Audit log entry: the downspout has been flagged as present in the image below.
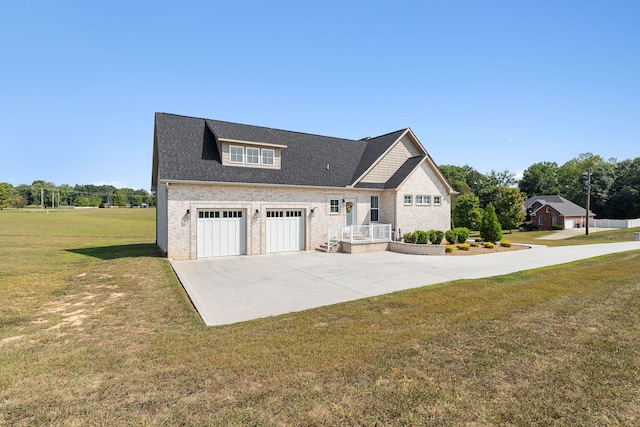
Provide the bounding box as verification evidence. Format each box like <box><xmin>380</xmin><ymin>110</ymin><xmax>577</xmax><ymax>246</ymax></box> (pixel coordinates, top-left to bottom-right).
<box><xmin>394</xmin><ymin>190</ymin><xmax>398</xmax><ymax>241</ymax></box>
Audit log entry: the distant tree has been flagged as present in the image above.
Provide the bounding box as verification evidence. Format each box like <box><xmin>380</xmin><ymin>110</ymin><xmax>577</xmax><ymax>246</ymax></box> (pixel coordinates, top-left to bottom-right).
<box><xmin>480</xmin><ymin>203</ymin><xmax>503</xmax><ymax>243</ymax></box>
<box><xmin>495</xmin><ymin>187</ymin><xmax>526</xmax><ymax>232</ymax></box>
<box><xmin>519</xmin><ymin>162</ymin><xmax>560</xmax><ymax>197</ymax></box>
<box><xmin>588</xmin><ymin>164</ymin><xmax>616</xmax><ymax>218</ymax></box>
<box><xmin>57</xmin><ymin>184</ymin><xmax>75</xmax><ymax>206</ymax></box>
<box><xmin>75</xmin><ymin>195</ymin><xmax>90</xmax><ymax>206</ymax></box>
<box><xmin>607</xmin><ymin>157</ymin><xmax>640</xmax><ymax>218</ymax></box>
<box><xmin>145</xmin><ymin>192</ymin><xmax>156</xmax><ymax>207</ymax></box>
<box><xmin>0</xmin><ymin>183</ymin><xmax>17</xmax><ymax>208</ymax></box>
<box><xmin>131</xmin><ymin>194</ymin><xmax>143</xmax><ymax>207</ymax></box>
<box><xmin>558</xmin><ymin>153</ymin><xmax>610</xmax><ymax>206</ymax></box>
<box><xmin>30</xmin><ymin>180</ymin><xmax>56</xmax><ymax>207</ymax></box>
<box><xmin>439</xmin><ymin>165</ymin><xmax>472</xmax><ymax>194</ymax></box>
<box><xmin>111</xmin><ymin>190</ymin><xmax>127</xmax><ymax>207</ymax></box>
<box><xmin>89</xmin><ymin>194</ymin><xmax>102</xmax><ymax>207</ymax></box>
<box><xmin>452</xmin><ymin>194</ymin><xmax>483</xmax><ymax>230</ymax></box>
<box><xmin>474</xmin><ymin>170</ymin><xmax>516</xmax><ymax>208</ymax></box>
<box><xmin>6</xmin><ymin>195</ymin><xmax>27</xmax><ymax>209</ymax></box>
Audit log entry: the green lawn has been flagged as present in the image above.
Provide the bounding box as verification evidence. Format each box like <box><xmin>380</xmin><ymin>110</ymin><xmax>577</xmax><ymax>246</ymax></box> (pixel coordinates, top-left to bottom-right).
<box><xmin>1</xmin><ymin>209</ymin><xmax>639</xmax><ymax>425</ymax></box>
<box><xmin>478</xmin><ymin>227</ymin><xmax>640</xmax><ymax>247</ymax></box>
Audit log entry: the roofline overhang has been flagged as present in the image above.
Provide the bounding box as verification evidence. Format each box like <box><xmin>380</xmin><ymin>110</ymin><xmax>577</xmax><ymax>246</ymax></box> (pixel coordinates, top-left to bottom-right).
<box><xmin>351</xmin><ymin>128</ymin><xmax>416</xmax><ymax>185</ymax></box>
<box><xmin>159</xmin><ymin>179</ymin><xmax>389</xmax><ymax>192</ymax></box>
<box><xmin>350</xmin><ymin>128</ymin><xmax>456</xmax><ymax>194</ymax></box>
<box><xmin>218</xmin><ymin>137</ymin><xmax>288</xmax><ymax>149</ymax></box>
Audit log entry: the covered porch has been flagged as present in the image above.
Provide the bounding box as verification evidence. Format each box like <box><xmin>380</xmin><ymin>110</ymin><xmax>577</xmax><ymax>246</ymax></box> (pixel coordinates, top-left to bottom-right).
<box><xmin>325</xmin><ymin>224</ymin><xmax>394</xmax><ymax>254</ymax></box>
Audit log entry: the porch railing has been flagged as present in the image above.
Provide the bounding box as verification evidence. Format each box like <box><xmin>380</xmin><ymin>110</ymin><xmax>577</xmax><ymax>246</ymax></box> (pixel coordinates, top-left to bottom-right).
<box><xmin>327</xmin><ymin>224</ymin><xmax>392</xmax><ymax>250</ymax></box>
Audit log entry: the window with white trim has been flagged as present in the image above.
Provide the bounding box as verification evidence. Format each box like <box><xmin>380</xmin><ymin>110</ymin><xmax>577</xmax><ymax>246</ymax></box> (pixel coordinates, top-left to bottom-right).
<box><xmin>370</xmin><ymin>196</ymin><xmax>379</xmax><ymax>222</ymax></box>
<box><xmin>416</xmin><ymin>195</ymin><xmax>431</xmax><ymax>205</ymax></box>
<box><xmin>330</xmin><ymin>199</ymin><xmax>340</xmax><ymax>214</ymax></box>
<box><xmin>246</xmin><ymin>147</ymin><xmax>260</xmax><ymax>165</ymax></box>
<box><xmin>404</xmin><ymin>195</ymin><xmax>412</xmax><ymax>205</ymax></box>
<box><xmin>229</xmin><ymin>145</ymin><xmax>244</xmax><ymax>163</ymax></box>
<box><xmin>433</xmin><ymin>195</ymin><xmax>441</xmax><ymax>206</ymax></box>
<box><xmin>262</xmin><ymin>148</ymin><xmax>275</xmax><ymax>166</ymax></box>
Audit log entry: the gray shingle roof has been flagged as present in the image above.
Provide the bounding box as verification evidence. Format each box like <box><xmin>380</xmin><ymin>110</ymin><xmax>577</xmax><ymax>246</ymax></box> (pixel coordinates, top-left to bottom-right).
<box><xmin>525</xmin><ymin>195</ymin><xmax>594</xmax><ymax>216</ymax></box>
<box><xmin>152</xmin><ymin>113</ymin><xmax>413</xmax><ymax>190</ymax></box>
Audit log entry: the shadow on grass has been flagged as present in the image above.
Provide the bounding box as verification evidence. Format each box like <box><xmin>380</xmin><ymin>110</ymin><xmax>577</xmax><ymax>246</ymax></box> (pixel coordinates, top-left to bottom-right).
<box><xmin>67</xmin><ymin>243</ymin><xmax>163</xmax><ymax>260</ymax></box>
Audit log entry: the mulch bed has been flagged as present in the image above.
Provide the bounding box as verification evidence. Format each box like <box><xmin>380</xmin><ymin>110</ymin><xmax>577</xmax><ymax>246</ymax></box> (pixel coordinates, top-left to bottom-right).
<box><xmin>445</xmin><ymin>243</ymin><xmax>530</xmax><ymax>256</ymax></box>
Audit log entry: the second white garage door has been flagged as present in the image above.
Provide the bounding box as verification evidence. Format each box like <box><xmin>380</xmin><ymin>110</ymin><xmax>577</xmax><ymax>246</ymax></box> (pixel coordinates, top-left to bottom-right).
<box><xmin>266</xmin><ymin>210</ymin><xmax>304</xmax><ymax>253</ymax></box>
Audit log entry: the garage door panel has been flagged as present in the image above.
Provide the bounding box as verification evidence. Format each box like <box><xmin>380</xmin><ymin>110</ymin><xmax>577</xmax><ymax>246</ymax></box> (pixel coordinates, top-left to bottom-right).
<box><xmin>266</xmin><ymin>210</ymin><xmax>304</xmax><ymax>253</ymax></box>
<box><xmin>197</xmin><ymin>210</ymin><xmax>245</xmax><ymax>258</ymax></box>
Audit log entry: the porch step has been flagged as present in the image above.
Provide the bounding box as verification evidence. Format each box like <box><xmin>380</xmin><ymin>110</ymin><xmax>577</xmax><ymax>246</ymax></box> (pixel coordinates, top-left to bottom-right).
<box><xmin>316</xmin><ymin>244</ymin><xmax>337</xmax><ymax>253</ymax></box>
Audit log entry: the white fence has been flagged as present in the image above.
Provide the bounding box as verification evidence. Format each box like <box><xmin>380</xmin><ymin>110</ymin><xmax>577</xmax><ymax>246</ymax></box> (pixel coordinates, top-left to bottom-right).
<box><xmin>327</xmin><ymin>224</ymin><xmax>392</xmax><ymax>250</ymax></box>
<box><xmin>594</xmin><ymin>218</ymin><xmax>640</xmax><ymax>228</ymax></box>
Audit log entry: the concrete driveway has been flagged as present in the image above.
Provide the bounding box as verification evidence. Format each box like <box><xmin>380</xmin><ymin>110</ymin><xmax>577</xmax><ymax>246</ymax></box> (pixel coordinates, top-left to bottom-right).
<box><xmin>170</xmin><ymin>242</ymin><xmax>640</xmax><ymax>326</ymax></box>
<box><xmin>535</xmin><ymin>227</ymin><xmax>617</xmax><ymax>240</ymax></box>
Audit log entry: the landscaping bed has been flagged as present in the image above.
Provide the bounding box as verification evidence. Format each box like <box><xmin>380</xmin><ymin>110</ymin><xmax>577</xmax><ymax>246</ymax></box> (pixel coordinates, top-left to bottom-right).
<box><xmin>446</xmin><ymin>242</ymin><xmax>530</xmax><ymax>256</ymax></box>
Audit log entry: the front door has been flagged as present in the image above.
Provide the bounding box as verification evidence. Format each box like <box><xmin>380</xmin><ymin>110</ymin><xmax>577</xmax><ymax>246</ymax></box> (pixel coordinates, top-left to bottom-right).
<box><xmin>345</xmin><ymin>199</ymin><xmax>356</xmax><ymax>226</ymax></box>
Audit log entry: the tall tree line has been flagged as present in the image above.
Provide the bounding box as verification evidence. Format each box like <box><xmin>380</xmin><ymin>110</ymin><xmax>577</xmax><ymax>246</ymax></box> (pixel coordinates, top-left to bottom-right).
<box><xmin>0</xmin><ymin>180</ymin><xmax>155</xmax><ymax>209</ymax></box>
<box><xmin>441</xmin><ymin>153</ymin><xmax>640</xmax><ymax>222</ymax></box>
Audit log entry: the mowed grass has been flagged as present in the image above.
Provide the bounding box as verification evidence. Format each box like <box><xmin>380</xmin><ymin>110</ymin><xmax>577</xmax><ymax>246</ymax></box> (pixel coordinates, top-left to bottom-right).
<box><xmin>503</xmin><ymin>227</ymin><xmax>640</xmax><ymax>247</ymax></box>
<box><xmin>1</xmin><ymin>210</ymin><xmax>639</xmax><ymax>425</ymax></box>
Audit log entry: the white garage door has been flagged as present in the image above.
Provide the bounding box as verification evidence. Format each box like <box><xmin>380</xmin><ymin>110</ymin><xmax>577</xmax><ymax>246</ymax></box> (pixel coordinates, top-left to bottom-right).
<box><xmin>197</xmin><ymin>210</ymin><xmax>245</xmax><ymax>258</ymax></box>
<box><xmin>565</xmin><ymin>219</ymin><xmax>574</xmax><ymax>229</ymax></box>
<box><xmin>266</xmin><ymin>210</ymin><xmax>304</xmax><ymax>253</ymax></box>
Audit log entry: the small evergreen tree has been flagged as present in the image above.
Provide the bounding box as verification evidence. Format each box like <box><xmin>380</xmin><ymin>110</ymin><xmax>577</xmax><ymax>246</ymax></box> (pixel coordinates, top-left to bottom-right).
<box><xmin>480</xmin><ymin>203</ymin><xmax>503</xmax><ymax>243</ymax></box>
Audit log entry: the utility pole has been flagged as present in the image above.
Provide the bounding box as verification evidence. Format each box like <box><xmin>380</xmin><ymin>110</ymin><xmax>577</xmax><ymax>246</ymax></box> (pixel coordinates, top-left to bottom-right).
<box><xmin>585</xmin><ymin>171</ymin><xmax>591</xmax><ymax>236</ymax></box>
<box><xmin>41</xmin><ymin>187</ymin><xmax>44</xmax><ymax>211</ymax></box>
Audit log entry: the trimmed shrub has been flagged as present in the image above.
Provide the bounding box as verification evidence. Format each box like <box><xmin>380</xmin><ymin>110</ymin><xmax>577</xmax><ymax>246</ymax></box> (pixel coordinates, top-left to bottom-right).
<box><xmin>445</xmin><ymin>245</ymin><xmax>455</xmax><ymax>253</ymax></box>
<box><xmin>552</xmin><ymin>224</ymin><xmax>564</xmax><ymax>230</ymax></box>
<box><xmin>455</xmin><ymin>227</ymin><xmax>470</xmax><ymax>243</ymax></box>
<box><xmin>470</xmin><ymin>242</ymin><xmax>479</xmax><ymax>247</ymax></box>
<box><xmin>457</xmin><ymin>243</ymin><xmax>470</xmax><ymax>251</ymax></box>
<box><xmin>500</xmin><ymin>240</ymin><xmax>512</xmax><ymax>247</ymax></box>
<box><xmin>483</xmin><ymin>242</ymin><xmax>495</xmax><ymax>249</ymax></box>
<box><xmin>413</xmin><ymin>230</ymin><xmax>429</xmax><ymax>244</ymax></box>
<box><xmin>431</xmin><ymin>230</ymin><xmax>444</xmax><ymax>245</ymax></box>
<box><xmin>403</xmin><ymin>232</ymin><xmax>413</xmax><ymax>243</ymax></box>
<box><xmin>445</xmin><ymin>229</ymin><xmax>459</xmax><ymax>245</ymax></box>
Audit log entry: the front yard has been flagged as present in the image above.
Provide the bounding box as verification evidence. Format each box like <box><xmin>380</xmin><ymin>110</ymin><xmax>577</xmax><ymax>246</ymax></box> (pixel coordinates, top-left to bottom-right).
<box><xmin>1</xmin><ymin>209</ymin><xmax>639</xmax><ymax>425</ymax></box>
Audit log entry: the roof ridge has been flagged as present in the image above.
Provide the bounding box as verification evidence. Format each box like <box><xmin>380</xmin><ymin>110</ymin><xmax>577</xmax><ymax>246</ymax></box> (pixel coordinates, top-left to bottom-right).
<box><xmin>365</xmin><ymin>128</ymin><xmax>408</xmax><ymax>140</ymax></box>
<box><xmin>206</xmin><ymin>118</ymin><xmax>365</xmax><ymax>144</ymax></box>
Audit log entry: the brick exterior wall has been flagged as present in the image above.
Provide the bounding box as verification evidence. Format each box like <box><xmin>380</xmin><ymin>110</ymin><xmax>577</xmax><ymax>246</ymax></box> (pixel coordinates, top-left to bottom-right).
<box><xmin>395</xmin><ymin>162</ymin><xmax>451</xmax><ymax>235</ymax></box>
<box><xmin>532</xmin><ymin>204</ymin><xmax>590</xmax><ymax>230</ymax></box>
<box><xmin>161</xmin><ymin>162</ymin><xmax>451</xmax><ymax>260</ymax></box>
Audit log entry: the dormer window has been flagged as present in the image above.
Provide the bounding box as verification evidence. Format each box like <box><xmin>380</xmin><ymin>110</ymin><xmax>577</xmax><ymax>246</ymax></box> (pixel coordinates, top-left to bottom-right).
<box><xmin>230</xmin><ymin>145</ymin><xmax>244</xmax><ymax>163</ymax></box>
<box><xmin>262</xmin><ymin>149</ymin><xmax>274</xmax><ymax>166</ymax></box>
<box><xmin>221</xmin><ymin>138</ymin><xmax>285</xmax><ymax>169</ymax></box>
<box><xmin>246</xmin><ymin>147</ymin><xmax>260</xmax><ymax>165</ymax></box>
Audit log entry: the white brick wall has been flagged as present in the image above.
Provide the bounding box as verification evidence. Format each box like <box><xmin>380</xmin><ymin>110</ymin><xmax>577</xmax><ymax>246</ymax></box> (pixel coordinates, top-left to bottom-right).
<box><xmin>165</xmin><ymin>183</ymin><xmax>386</xmax><ymax>260</ymax></box>
<box><xmin>395</xmin><ymin>163</ymin><xmax>451</xmax><ymax>235</ymax></box>
<box><xmin>160</xmin><ymin>161</ymin><xmax>450</xmax><ymax>259</ymax></box>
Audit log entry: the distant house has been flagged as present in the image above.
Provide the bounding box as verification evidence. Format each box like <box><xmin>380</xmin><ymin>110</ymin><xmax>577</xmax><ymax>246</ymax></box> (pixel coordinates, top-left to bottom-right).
<box><xmin>151</xmin><ymin>113</ymin><xmax>455</xmax><ymax>260</ymax></box>
<box><xmin>524</xmin><ymin>195</ymin><xmax>595</xmax><ymax>230</ymax></box>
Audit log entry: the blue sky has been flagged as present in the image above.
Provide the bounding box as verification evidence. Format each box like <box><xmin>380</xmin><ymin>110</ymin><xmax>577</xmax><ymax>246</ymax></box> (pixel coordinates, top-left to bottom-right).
<box><xmin>1</xmin><ymin>1</ymin><xmax>638</xmax><ymax>191</ymax></box>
